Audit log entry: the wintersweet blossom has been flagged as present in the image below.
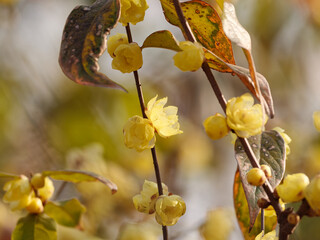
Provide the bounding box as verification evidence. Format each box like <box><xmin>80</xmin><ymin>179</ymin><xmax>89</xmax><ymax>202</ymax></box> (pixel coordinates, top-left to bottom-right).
<box><xmin>203</xmin><ymin>113</ymin><xmax>230</xmax><ymax>140</ymax></box>
<box><xmin>133</xmin><ymin>180</ymin><xmax>168</xmax><ymax>214</ymax></box>
<box><xmin>112</xmin><ymin>43</ymin><xmax>143</xmax><ymax>73</ymax></box>
<box><xmin>276</xmin><ymin>173</ymin><xmax>310</xmax><ymax>203</ymax></box>
<box><xmin>37</xmin><ymin>177</ymin><xmax>54</xmax><ymax>202</ymax></box>
<box><xmin>119</xmin><ymin>0</ymin><xmax>149</xmax><ymax>26</ymax></box>
<box><xmin>107</xmin><ymin>33</ymin><xmax>129</xmax><ymax>57</ymax></box>
<box><xmin>226</xmin><ymin>93</ymin><xmax>267</xmax><ymax>138</ymax></box>
<box><xmin>123</xmin><ymin>116</ymin><xmax>155</xmax><ymax>152</ymax></box>
<box><xmin>155</xmin><ymin>195</ymin><xmax>186</xmax><ymax>226</ymax></box>
<box><xmin>255</xmin><ymin>230</ymin><xmax>278</xmax><ymax>240</ymax></box>
<box><xmin>173</xmin><ymin>41</ymin><xmax>204</xmax><ymax>71</ymax></box>
<box><xmin>305</xmin><ymin>174</ymin><xmax>320</xmax><ymax>215</ymax></box>
<box><xmin>2</xmin><ymin>175</ymin><xmax>33</xmax><ymax>211</ymax></box>
<box><xmin>313</xmin><ymin>111</ymin><xmax>320</xmax><ymax>132</ymax></box>
<box><xmin>200</xmin><ymin>208</ymin><xmax>234</xmax><ymax>240</ymax></box>
<box><xmin>145</xmin><ymin>95</ymin><xmax>183</xmax><ymax>138</ymax></box>
<box><xmin>26</xmin><ymin>197</ymin><xmax>44</xmax><ymax>214</ymax></box>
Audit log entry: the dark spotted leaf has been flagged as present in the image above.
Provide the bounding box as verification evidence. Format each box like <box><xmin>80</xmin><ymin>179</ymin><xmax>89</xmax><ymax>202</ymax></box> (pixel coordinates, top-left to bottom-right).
<box><xmin>160</xmin><ymin>0</ymin><xmax>235</xmax><ymax>72</ymax></box>
<box><xmin>43</xmin><ymin>170</ymin><xmax>117</xmax><ymax>194</ymax></box>
<box><xmin>234</xmin><ymin>130</ymin><xmax>285</xmax><ymax>227</ymax></box>
<box><xmin>59</xmin><ymin>0</ymin><xmax>125</xmax><ymax>90</ymax></box>
<box><xmin>12</xmin><ymin>214</ymin><xmax>57</xmax><ymax>240</ymax></box>
<box><xmin>234</xmin><ymin>170</ymin><xmax>277</xmax><ymax>240</ymax></box>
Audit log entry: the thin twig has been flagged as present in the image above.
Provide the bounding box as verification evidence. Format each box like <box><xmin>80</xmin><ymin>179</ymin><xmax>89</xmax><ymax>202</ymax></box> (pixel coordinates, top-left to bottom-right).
<box><xmin>125</xmin><ymin>24</ymin><xmax>168</xmax><ymax>240</ymax></box>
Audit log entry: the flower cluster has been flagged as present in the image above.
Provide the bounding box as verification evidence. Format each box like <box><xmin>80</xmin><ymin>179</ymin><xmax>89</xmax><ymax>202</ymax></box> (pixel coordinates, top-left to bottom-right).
<box><xmin>133</xmin><ymin>180</ymin><xmax>186</xmax><ymax>226</ymax></box>
<box><xmin>123</xmin><ymin>95</ymin><xmax>182</xmax><ymax>151</ymax></box>
<box><xmin>107</xmin><ymin>33</ymin><xmax>143</xmax><ymax>73</ymax></box>
<box><xmin>203</xmin><ymin>93</ymin><xmax>267</xmax><ymax>140</ymax></box>
<box><xmin>119</xmin><ymin>0</ymin><xmax>149</xmax><ymax>26</ymax></box>
<box><xmin>2</xmin><ymin>174</ymin><xmax>54</xmax><ymax>213</ymax></box>
<box><xmin>173</xmin><ymin>41</ymin><xmax>205</xmax><ymax>72</ymax></box>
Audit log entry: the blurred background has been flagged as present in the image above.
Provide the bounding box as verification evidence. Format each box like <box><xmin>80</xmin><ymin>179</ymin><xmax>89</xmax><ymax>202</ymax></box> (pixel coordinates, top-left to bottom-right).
<box><xmin>0</xmin><ymin>0</ymin><xmax>320</xmax><ymax>239</ymax></box>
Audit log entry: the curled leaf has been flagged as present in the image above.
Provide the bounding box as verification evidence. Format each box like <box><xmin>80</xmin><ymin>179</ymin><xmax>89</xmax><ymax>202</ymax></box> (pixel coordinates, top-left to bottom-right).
<box><xmin>59</xmin><ymin>0</ymin><xmax>126</xmax><ymax>91</ymax></box>
<box><xmin>234</xmin><ymin>131</ymin><xmax>285</xmax><ymax>227</ymax></box>
<box><xmin>142</xmin><ymin>30</ymin><xmax>181</xmax><ymax>51</ymax></box>
<box><xmin>43</xmin><ymin>170</ymin><xmax>117</xmax><ymax>194</ymax></box>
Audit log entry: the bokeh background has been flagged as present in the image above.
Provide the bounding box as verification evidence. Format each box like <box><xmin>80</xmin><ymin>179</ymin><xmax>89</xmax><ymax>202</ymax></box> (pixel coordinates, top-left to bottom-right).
<box><xmin>0</xmin><ymin>0</ymin><xmax>320</xmax><ymax>239</ymax></box>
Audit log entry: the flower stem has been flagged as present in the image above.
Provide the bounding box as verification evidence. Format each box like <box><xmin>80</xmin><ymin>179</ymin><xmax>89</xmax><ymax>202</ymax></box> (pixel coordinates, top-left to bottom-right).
<box><xmin>125</xmin><ymin>24</ymin><xmax>168</xmax><ymax>240</ymax></box>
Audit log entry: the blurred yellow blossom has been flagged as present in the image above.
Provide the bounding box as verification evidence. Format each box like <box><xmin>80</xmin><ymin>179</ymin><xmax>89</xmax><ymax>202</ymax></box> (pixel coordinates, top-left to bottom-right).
<box><xmin>123</xmin><ymin>115</ymin><xmax>155</xmax><ymax>152</ymax></box>
<box><xmin>37</xmin><ymin>177</ymin><xmax>54</xmax><ymax>202</ymax></box>
<box><xmin>2</xmin><ymin>175</ymin><xmax>33</xmax><ymax>211</ymax></box>
<box><xmin>155</xmin><ymin>195</ymin><xmax>186</xmax><ymax>226</ymax></box>
<box><xmin>145</xmin><ymin>95</ymin><xmax>183</xmax><ymax>138</ymax></box>
<box><xmin>226</xmin><ymin>93</ymin><xmax>267</xmax><ymax>138</ymax></box>
<box><xmin>203</xmin><ymin>113</ymin><xmax>230</xmax><ymax>140</ymax></box>
<box><xmin>305</xmin><ymin>174</ymin><xmax>320</xmax><ymax>215</ymax></box>
<box><xmin>273</xmin><ymin>127</ymin><xmax>291</xmax><ymax>156</ymax></box>
<box><xmin>119</xmin><ymin>0</ymin><xmax>149</xmax><ymax>26</ymax></box>
<box><xmin>313</xmin><ymin>111</ymin><xmax>320</xmax><ymax>132</ymax></box>
<box><xmin>276</xmin><ymin>173</ymin><xmax>310</xmax><ymax>203</ymax></box>
<box><xmin>200</xmin><ymin>208</ymin><xmax>234</xmax><ymax>240</ymax></box>
<box><xmin>133</xmin><ymin>180</ymin><xmax>168</xmax><ymax>214</ymax></box>
<box><xmin>255</xmin><ymin>230</ymin><xmax>278</xmax><ymax>240</ymax></box>
<box><xmin>117</xmin><ymin>222</ymin><xmax>160</xmax><ymax>240</ymax></box>
<box><xmin>107</xmin><ymin>34</ymin><xmax>129</xmax><ymax>58</ymax></box>
<box><xmin>112</xmin><ymin>43</ymin><xmax>143</xmax><ymax>73</ymax></box>
<box><xmin>173</xmin><ymin>41</ymin><xmax>204</xmax><ymax>72</ymax></box>
<box><xmin>26</xmin><ymin>197</ymin><xmax>44</xmax><ymax>214</ymax></box>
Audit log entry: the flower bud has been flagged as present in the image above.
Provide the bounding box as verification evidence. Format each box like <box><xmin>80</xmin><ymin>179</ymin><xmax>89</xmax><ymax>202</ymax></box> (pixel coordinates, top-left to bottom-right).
<box><xmin>287</xmin><ymin>213</ymin><xmax>300</xmax><ymax>225</ymax></box>
<box><xmin>26</xmin><ymin>197</ymin><xmax>44</xmax><ymax>214</ymax></box>
<box><xmin>112</xmin><ymin>43</ymin><xmax>143</xmax><ymax>73</ymax></box>
<box><xmin>133</xmin><ymin>180</ymin><xmax>168</xmax><ymax>214</ymax></box>
<box><xmin>37</xmin><ymin>177</ymin><xmax>54</xmax><ymax>202</ymax></box>
<box><xmin>173</xmin><ymin>41</ymin><xmax>204</xmax><ymax>72</ymax></box>
<box><xmin>304</xmin><ymin>174</ymin><xmax>320</xmax><ymax>215</ymax></box>
<box><xmin>155</xmin><ymin>195</ymin><xmax>186</xmax><ymax>226</ymax></box>
<box><xmin>257</xmin><ymin>198</ymin><xmax>270</xmax><ymax>209</ymax></box>
<box><xmin>203</xmin><ymin>113</ymin><xmax>230</xmax><ymax>140</ymax></box>
<box><xmin>276</xmin><ymin>173</ymin><xmax>309</xmax><ymax>203</ymax></box>
<box><xmin>123</xmin><ymin>115</ymin><xmax>155</xmax><ymax>152</ymax></box>
<box><xmin>246</xmin><ymin>168</ymin><xmax>266</xmax><ymax>186</ymax></box>
<box><xmin>261</xmin><ymin>165</ymin><xmax>272</xmax><ymax>179</ymax></box>
<box><xmin>31</xmin><ymin>173</ymin><xmax>45</xmax><ymax>189</ymax></box>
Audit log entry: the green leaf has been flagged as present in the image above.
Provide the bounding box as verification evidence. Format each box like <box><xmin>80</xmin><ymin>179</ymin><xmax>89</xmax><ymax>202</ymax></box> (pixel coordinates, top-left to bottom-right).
<box><xmin>234</xmin><ymin>170</ymin><xmax>277</xmax><ymax>240</ymax></box>
<box><xmin>12</xmin><ymin>214</ymin><xmax>57</xmax><ymax>240</ymax></box>
<box><xmin>142</xmin><ymin>30</ymin><xmax>181</xmax><ymax>51</ymax></box>
<box><xmin>0</xmin><ymin>171</ymin><xmax>19</xmax><ymax>179</ymax></box>
<box><xmin>44</xmin><ymin>199</ymin><xmax>86</xmax><ymax>227</ymax></box>
<box><xmin>160</xmin><ymin>0</ymin><xmax>235</xmax><ymax>72</ymax></box>
<box><xmin>59</xmin><ymin>0</ymin><xmax>125</xmax><ymax>91</ymax></box>
<box><xmin>234</xmin><ymin>130</ymin><xmax>285</xmax><ymax>227</ymax></box>
<box><xmin>42</xmin><ymin>170</ymin><xmax>117</xmax><ymax>194</ymax></box>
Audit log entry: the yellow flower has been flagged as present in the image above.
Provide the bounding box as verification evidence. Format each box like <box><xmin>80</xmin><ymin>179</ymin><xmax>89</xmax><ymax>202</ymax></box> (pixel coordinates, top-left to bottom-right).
<box><xmin>123</xmin><ymin>115</ymin><xmax>155</xmax><ymax>152</ymax></box>
<box><xmin>37</xmin><ymin>177</ymin><xmax>54</xmax><ymax>202</ymax></box>
<box><xmin>200</xmin><ymin>208</ymin><xmax>234</xmax><ymax>240</ymax></box>
<box><xmin>305</xmin><ymin>174</ymin><xmax>320</xmax><ymax>215</ymax></box>
<box><xmin>133</xmin><ymin>180</ymin><xmax>168</xmax><ymax>214</ymax></box>
<box><xmin>119</xmin><ymin>0</ymin><xmax>149</xmax><ymax>26</ymax></box>
<box><xmin>26</xmin><ymin>197</ymin><xmax>44</xmax><ymax>214</ymax></box>
<box><xmin>255</xmin><ymin>230</ymin><xmax>278</xmax><ymax>240</ymax></box>
<box><xmin>155</xmin><ymin>195</ymin><xmax>186</xmax><ymax>226</ymax></box>
<box><xmin>226</xmin><ymin>93</ymin><xmax>267</xmax><ymax>138</ymax></box>
<box><xmin>246</xmin><ymin>168</ymin><xmax>267</xmax><ymax>186</ymax></box>
<box><xmin>173</xmin><ymin>41</ymin><xmax>204</xmax><ymax>72</ymax></box>
<box><xmin>145</xmin><ymin>95</ymin><xmax>183</xmax><ymax>138</ymax></box>
<box><xmin>313</xmin><ymin>111</ymin><xmax>320</xmax><ymax>132</ymax></box>
<box><xmin>203</xmin><ymin>113</ymin><xmax>230</xmax><ymax>140</ymax></box>
<box><xmin>112</xmin><ymin>43</ymin><xmax>143</xmax><ymax>73</ymax></box>
<box><xmin>273</xmin><ymin>127</ymin><xmax>291</xmax><ymax>156</ymax></box>
<box><xmin>117</xmin><ymin>222</ymin><xmax>160</xmax><ymax>240</ymax></box>
<box><xmin>107</xmin><ymin>33</ymin><xmax>129</xmax><ymax>58</ymax></box>
<box><xmin>2</xmin><ymin>175</ymin><xmax>33</xmax><ymax>211</ymax></box>
<box><xmin>276</xmin><ymin>173</ymin><xmax>310</xmax><ymax>203</ymax></box>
